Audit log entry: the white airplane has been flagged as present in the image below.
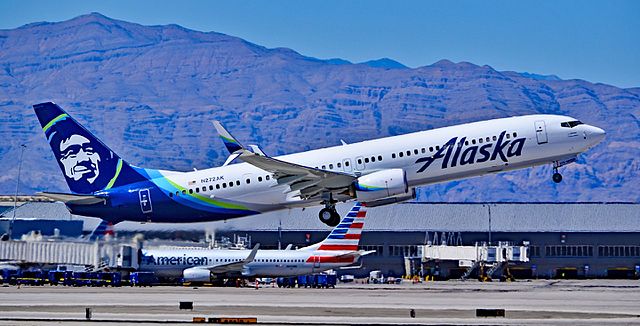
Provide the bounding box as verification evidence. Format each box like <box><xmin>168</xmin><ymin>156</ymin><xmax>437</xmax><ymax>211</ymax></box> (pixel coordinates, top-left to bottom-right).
<box><xmin>34</xmin><ymin>102</ymin><xmax>605</xmax><ymax>226</ymax></box>
<box><xmin>139</xmin><ymin>203</ymin><xmax>372</xmax><ymax>282</ymax></box>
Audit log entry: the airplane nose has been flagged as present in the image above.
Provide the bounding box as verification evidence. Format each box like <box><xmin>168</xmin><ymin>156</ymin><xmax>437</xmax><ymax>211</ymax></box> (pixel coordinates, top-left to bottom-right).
<box><xmin>586</xmin><ymin>125</ymin><xmax>606</xmax><ymax>145</ymax></box>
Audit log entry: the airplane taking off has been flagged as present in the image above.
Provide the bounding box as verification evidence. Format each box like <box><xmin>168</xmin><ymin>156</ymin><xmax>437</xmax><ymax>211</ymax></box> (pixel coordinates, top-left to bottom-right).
<box><xmin>33</xmin><ymin>102</ymin><xmax>605</xmax><ymax>226</ymax></box>
<box><xmin>139</xmin><ymin>203</ymin><xmax>372</xmax><ymax>282</ymax></box>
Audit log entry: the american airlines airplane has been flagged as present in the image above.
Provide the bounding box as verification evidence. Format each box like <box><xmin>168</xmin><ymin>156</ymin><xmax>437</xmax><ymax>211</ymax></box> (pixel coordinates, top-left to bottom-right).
<box><xmin>34</xmin><ymin>102</ymin><xmax>605</xmax><ymax>226</ymax></box>
<box><xmin>139</xmin><ymin>203</ymin><xmax>372</xmax><ymax>282</ymax></box>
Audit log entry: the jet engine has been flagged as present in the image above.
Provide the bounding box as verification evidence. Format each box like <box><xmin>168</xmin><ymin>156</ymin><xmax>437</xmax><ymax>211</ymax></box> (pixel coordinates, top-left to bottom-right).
<box><xmin>351</xmin><ymin>169</ymin><xmax>409</xmax><ymax>202</ymax></box>
<box><xmin>182</xmin><ymin>267</ymin><xmax>211</xmax><ymax>283</ymax></box>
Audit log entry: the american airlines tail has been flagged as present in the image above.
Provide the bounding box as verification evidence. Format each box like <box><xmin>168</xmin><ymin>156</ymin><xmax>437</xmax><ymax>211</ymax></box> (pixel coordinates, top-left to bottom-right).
<box><xmin>299</xmin><ymin>203</ymin><xmax>367</xmax><ymax>251</ymax></box>
<box><xmin>33</xmin><ymin>102</ymin><xmax>148</xmax><ymax>194</ymax></box>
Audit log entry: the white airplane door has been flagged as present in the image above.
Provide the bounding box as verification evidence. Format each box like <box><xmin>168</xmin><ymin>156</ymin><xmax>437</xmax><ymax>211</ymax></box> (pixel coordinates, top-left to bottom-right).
<box><xmin>313</xmin><ymin>256</ymin><xmax>321</xmax><ymax>269</ymax></box>
<box><xmin>535</xmin><ymin>120</ymin><xmax>548</xmax><ymax>144</ymax></box>
<box><xmin>355</xmin><ymin>156</ymin><xmax>365</xmax><ymax>171</ymax></box>
<box><xmin>342</xmin><ymin>158</ymin><xmax>352</xmax><ymax>172</ymax></box>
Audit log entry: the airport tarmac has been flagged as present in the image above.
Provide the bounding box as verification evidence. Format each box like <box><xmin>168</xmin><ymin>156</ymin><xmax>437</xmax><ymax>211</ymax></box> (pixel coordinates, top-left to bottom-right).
<box><xmin>0</xmin><ymin>279</ymin><xmax>639</xmax><ymax>325</ymax></box>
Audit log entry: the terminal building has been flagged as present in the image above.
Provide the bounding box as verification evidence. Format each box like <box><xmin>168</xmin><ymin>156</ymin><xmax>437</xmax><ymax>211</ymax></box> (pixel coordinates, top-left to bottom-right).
<box><xmin>1</xmin><ymin>201</ymin><xmax>639</xmax><ymax>279</ymax></box>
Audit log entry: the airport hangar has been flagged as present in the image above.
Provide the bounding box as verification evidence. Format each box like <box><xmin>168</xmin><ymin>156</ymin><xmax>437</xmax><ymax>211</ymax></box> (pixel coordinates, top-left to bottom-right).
<box><xmin>1</xmin><ymin>200</ymin><xmax>639</xmax><ymax>279</ymax></box>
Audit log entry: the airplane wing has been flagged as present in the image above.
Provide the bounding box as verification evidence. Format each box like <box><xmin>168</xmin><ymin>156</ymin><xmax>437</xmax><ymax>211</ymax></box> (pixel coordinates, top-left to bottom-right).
<box><xmin>237</xmin><ymin>149</ymin><xmax>356</xmax><ymax>199</ymax></box>
<box><xmin>37</xmin><ymin>192</ymin><xmax>107</xmax><ymax>205</ymax></box>
<box><xmin>204</xmin><ymin>243</ymin><xmax>260</xmax><ymax>274</ymax></box>
<box><xmin>212</xmin><ymin>121</ymin><xmax>356</xmax><ymax>200</ymax></box>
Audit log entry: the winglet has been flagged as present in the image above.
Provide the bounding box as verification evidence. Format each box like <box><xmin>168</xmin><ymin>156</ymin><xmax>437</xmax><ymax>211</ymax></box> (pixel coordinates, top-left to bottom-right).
<box><xmin>212</xmin><ymin>120</ymin><xmax>244</xmax><ymax>154</ymax></box>
<box><xmin>243</xmin><ymin>243</ymin><xmax>260</xmax><ymax>264</ymax></box>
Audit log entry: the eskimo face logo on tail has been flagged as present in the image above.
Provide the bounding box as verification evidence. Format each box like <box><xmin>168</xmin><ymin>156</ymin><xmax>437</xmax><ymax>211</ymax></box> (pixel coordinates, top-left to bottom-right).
<box><xmin>415</xmin><ymin>131</ymin><xmax>525</xmax><ymax>173</ymax></box>
<box><xmin>45</xmin><ymin>117</ymin><xmax>118</xmax><ymax>194</ymax></box>
<box><xmin>59</xmin><ymin>134</ymin><xmax>101</xmax><ymax>184</ymax></box>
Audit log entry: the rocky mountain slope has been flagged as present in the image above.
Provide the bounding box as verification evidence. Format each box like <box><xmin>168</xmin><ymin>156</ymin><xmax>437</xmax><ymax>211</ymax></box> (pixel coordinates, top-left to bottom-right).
<box><xmin>0</xmin><ymin>13</ymin><xmax>638</xmax><ymax>202</ymax></box>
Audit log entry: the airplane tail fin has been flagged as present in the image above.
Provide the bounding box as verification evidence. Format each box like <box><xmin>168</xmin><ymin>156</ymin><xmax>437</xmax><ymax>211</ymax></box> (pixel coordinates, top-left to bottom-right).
<box><xmin>299</xmin><ymin>203</ymin><xmax>367</xmax><ymax>251</ymax></box>
<box><xmin>33</xmin><ymin>102</ymin><xmax>147</xmax><ymax>194</ymax></box>
<box><xmin>88</xmin><ymin>219</ymin><xmax>114</xmax><ymax>241</ymax></box>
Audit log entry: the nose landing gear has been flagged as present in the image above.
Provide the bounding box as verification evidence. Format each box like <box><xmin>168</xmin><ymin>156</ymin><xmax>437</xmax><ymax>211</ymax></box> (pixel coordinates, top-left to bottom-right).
<box><xmin>551</xmin><ymin>159</ymin><xmax>574</xmax><ymax>184</ymax></box>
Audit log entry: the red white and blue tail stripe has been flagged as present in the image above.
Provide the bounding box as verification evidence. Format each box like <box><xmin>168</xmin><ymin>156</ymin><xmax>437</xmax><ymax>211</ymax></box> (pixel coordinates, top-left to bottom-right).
<box><xmin>315</xmin><ymin>203</ymin><xmax>366</xmax><ymax>251</ymax></box>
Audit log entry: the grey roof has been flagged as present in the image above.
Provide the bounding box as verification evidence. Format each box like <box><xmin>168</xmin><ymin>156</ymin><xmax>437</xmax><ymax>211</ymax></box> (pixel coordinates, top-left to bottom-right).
<box><xmin>2</xmin><ymin>202</ymin><xmax>639</xmax><ymax>233</ymax></box>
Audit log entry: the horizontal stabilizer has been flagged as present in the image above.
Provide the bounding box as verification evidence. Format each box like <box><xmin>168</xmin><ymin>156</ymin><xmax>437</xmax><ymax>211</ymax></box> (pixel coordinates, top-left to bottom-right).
<box><xmin>37</xmin><ymin>192</ymin><xmax>107</xmax><ymax>205</ymax></box>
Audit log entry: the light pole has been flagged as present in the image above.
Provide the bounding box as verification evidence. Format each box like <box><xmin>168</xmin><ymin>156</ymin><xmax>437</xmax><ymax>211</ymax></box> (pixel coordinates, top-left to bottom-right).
<box><xmin>8</xmin><ymin>144</ymin><xmax>26</xmax><ymax>240</ymax></box>
<box><xmin>487</xmin><ymin>204</ymin><xmax>492</xmax><ymax>245</ymax></box>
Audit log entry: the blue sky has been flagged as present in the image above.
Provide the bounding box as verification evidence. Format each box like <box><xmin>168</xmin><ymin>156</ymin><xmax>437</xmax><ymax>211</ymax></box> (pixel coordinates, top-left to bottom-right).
<box><xmin>1</xmin><ymin>0</ymin><xmax>638</xmax><ymax>88</ymax></box>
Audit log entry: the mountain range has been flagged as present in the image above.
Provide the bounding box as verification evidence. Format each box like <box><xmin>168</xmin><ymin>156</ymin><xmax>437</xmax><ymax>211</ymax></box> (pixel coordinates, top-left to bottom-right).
<box><xmin>0</xmin><ymin>13</ymin><xmax>638</xmax><ymax>202</ymax></box>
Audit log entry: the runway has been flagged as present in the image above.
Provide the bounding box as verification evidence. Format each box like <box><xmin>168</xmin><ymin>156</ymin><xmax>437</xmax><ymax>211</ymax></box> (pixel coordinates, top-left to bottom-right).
<box><xmin>1</xmin><ymin>279</ymin><xmax>639</xmax><ymax>325</ymax></box>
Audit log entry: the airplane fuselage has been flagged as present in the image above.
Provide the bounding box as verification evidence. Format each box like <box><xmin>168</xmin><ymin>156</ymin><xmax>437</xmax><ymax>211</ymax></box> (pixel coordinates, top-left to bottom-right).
<box><xmin>66</xmin><ymin>114</ymin><xmax>604</xmax><ymax>223</ymax></box>
<box><xmin>140</xmin><ymin>248</ymin><xmax>356</xmax><ymax>279</ymax></box>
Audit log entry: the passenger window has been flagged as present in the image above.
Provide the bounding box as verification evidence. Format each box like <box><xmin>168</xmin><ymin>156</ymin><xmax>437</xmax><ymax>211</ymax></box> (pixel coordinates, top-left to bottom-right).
<box><xmin>506</xmin><ymin>134</ymin><xmax>510</xmax><ymax>139</ymax></box>
<box><xmin>364</xmin><ymin>158</ymin><xmax>369</xmax><ymax>163</ymax></box>
<box><xmin>392</xmin><ymin>153</ymin><xmax>396</xmax><ymax>159</ymax></box>
<box><xmin>182</xmin><ymin>190</ymin><xmax>186</xmax><ymax>194</ymax></box>
<box><xmin>337</xmin><ymin>162</ymin><xmax>342</xmax><ymax>168</ymax></box>
<box><xmin>175</xmin><ymin>191</ymin><xmax>180</xmax><ymax>196</ymax></box>
<box><xmin>436</xmin><ymin>146</ymin><xmax>440</xmax><ymax>150</ymax></box>
<box><xmin>486</xmin><ymin>137</ymin><xmax>490</xmax><ymax>142</ymax></box>
<box><xmin>429</xmin><ymin>147</ymin><xmax>433</xmax><ymax>152</ymax></box>
<box><xmin>216</xmin><ymin>184</ymin><xmax>220</xmax><ymax>189</ymax></box>
<box><xmin>169</xmin><ymin>192</ymin><xmax>173</xmax><ymax>198</ymax></box>
<box><xmin>189</xmin><ymin>189</ymin><xmax>193</xmax><ymax>194</ymax></box>
<box><xmin>345</xmin><ymin>161</ymin><xmax>350</xmax><ymax>166</ymax></box>
<box><xmin>414</xmin><ymin>149</ymin><xmax>418</xmax><ymax>155</ymax></box>
<box><xmin>371</xmin><ymin>157</ymin><xmax>376</xmax><ymax>162</ymax></box>
<box><xmin>209</xmin><ymin>185</ymin><xmax>213</xmax><ymax>191</ymax></box>
<box><xmin>229</xmin><ymin>182</ymin><xmax>233</xmax><ymax>187</ymax></box>
<box><xmin>329</xmin><ymin>164</ymin><xmax>334</xmax><ymax>169</ymax></box>
<box><xmin>465</xmin><ymin>141</ymin><xmax>469</xmax><ymax>146</ymax></box>
<box><xmin>222</xmin><ymin>183</ymin><xmax>227</xmax><ymax>188</ymax></box>
<box><xmin>399</xmin><ymin>152</ymin><xmax>404</xmax><ymax>157</ymax></box>
<box><xmin>479</xmin><ymin>138</ymin><xmax>483</xmax><ymax>144</ymax></box>
<box><xmin>421</xmin><ymin>148</ymin><xmax>426</xmax><ymax>154</ymax></box>
<box><xmin>322</xmin><ymin>165</ymin><xmax>326</xmax><ymax>169</ymax></box>
<box><xmin>406</xmin><ymin>150</ymin><xmax>411</xmax><ymax>156</ymax></box>
<box><xmin>357</xmin><ymin>159</ymin><xmax>362</xmax><ymax>164</ymax></box>
<box><xmin>513</xmin><ymin>132</ymin><xmax>517</xmax><ymax>137</ymax></box>
<box><xmin>378</xmin><ymin>155</ymin><xmax>382</xmax><ymax>161</ymax></box>
<box><xmin>246</xmin><ymin>179</ymin><xmax>250</xmax><ymax>184</ymax></box>
<box><xmin>472</xmin><ymin>139</ymin><xmax>476</xmax><ymax>145</ymax></box>
<box><xmin>493</xmin><ymin>136</ymin><xmax>497</xmax><ymax>141</ymax></box>
<box><xmin>195</xmin><ymin>188</ymin><xmax>199</xmax><ymax>193</ymax></box>
<box><xmin>258</xmin><ymin>176</ymin><xmax>263</xmax><ymax>182</ymax></box>
<box><xmin>236</xmin><ymin>180</ymin><xmax>240</xmax><ymax>186</ymax></box>
<box><xmin>266</xmin><ymin>175</ymin><xmax>270</xmax><ymax>181</ymax></box>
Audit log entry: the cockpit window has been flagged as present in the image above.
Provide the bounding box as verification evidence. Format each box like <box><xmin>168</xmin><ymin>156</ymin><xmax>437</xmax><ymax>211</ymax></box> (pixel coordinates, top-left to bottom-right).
<box><xmin>561</xmin><ymin>120</ymin><xmax>583</xmax><ymax>128</ymax></box>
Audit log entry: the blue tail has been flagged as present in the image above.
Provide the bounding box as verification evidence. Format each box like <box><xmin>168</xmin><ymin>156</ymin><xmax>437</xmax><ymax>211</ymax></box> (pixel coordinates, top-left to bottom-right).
<box><xmin>33</xmin><ymin>102</ymin><xmax>147</xmax><ymax>194</ymax></box>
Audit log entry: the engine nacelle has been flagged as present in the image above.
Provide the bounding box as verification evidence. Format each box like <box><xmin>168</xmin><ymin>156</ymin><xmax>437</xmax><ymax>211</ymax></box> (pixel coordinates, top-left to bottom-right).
<box><xmin>352</xmin><ymin>169</ymin><xmax>408</xmax><ymax>202</ymax></box>
<box><xmin>182</xmin><ymin>267</ymin><xmax>211</xmax><ymax>283</ymax></box>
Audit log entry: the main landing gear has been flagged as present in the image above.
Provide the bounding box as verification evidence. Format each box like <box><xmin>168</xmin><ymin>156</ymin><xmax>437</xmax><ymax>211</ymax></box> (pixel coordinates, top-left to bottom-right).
<box><xmin>319</xmin><ymin>207</ymin><xmax>340</xmax><ymax>227</ymax></box>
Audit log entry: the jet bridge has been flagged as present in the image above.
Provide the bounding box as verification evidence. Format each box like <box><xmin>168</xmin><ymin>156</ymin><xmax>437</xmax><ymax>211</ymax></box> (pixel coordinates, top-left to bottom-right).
<box><xmin>0</xmin><ymin>239</ymin><xmax>140</xmax><ymax>271</ymax></box>
<box><xmin>405</xmin><ymin>242</ymin><xmax>529</xmax><ymax>280</ymax></box>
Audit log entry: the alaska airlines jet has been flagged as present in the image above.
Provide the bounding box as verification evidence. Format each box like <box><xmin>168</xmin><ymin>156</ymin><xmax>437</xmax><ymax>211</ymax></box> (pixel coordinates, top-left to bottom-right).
<box><xmin>33</xmin><ymin>102</ymin><xmax>605</xmax><ymax>226</ymax></box>
<box><xmin>139</xmin><ymin>203</ymin><xmax>372</xmax><ymax>282</ymax></box>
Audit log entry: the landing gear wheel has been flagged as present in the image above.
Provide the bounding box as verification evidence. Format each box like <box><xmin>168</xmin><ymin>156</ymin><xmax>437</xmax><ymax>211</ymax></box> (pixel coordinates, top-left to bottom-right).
<box><xmin>319</xmin><ymin>208</ymin><xmax>333</xmax><ymax>225</ymax></box>
<box><xmin>319</xmin><ymin>208</ymin><xmax>340</xmax><ymax>227</ymax></box>
<box><xmin>552</xmin><ymin>172</ymin><xmax>563</xmax><ymax>183</ymax></box>
<box><xmin>327</xmin><ymin>211</ymin><xmax>340</xmax><ymax>227</ymax></box>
